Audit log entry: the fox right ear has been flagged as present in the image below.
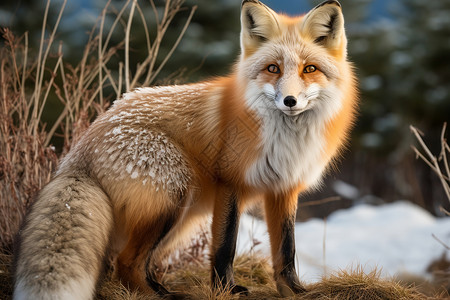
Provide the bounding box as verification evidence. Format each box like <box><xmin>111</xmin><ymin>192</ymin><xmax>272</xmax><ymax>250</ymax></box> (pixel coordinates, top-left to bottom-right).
<box><xmin>240</xmin><ymin>0</ymin><xmax>279</xmax><ymax>57</ymax></box>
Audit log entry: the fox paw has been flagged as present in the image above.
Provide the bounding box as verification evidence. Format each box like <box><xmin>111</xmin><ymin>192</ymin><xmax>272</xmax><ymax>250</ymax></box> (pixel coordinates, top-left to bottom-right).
<box><xmin>231</xmin><ymin>284</ymin><xmax>249</xmax><ymax>295</ymax></box>
<box><xmin>276</xmin><ymin>281</ymin><xmax>306</xmax><ymax>297</ymax></box>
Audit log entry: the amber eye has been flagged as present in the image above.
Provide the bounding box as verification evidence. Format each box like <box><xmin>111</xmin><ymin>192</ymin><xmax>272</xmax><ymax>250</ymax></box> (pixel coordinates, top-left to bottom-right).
<box><xmin>267</xmin><ymin>64</ymin><xmax>281</xmax><ymax>74</ymax></box>
<box><xmin>303</xmin><ymin>65</ymin><xmax>317</xmax><ymax>73</ymax></box>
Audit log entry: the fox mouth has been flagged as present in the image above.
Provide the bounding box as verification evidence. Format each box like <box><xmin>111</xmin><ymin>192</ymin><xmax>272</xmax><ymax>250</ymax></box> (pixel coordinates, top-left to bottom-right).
<box><xmin>282</xmin><ymin>108</ymin><xmax>307</xmax><ymax>116</ymax></box>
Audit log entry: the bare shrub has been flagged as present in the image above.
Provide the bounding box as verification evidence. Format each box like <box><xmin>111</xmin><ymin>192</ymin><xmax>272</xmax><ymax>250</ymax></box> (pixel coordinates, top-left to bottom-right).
<box><xmin>0</xmin><ymin>28</ymin><xmax>59</xmax><ymax>250</ymax></box>
<box><xmin>0</xmin><ymin>0</ymin><xmax>195</xmax><ymax>249</ymax></box>
<box><xmin>411</xmin><ymin>124</ymin><xmax>450</xmax><ymax>211</ymax></box>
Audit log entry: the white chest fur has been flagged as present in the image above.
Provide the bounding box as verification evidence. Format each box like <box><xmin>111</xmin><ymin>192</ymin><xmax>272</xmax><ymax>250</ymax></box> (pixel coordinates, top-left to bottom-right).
<box><xmin>244</xmin><ymin>83</ymin><xmax>343</xmax><ymax>192</ymax></box>
<box><xmin>245</xmin><ymin>110</ymin><xmax>327</xmax><ymax>192</ymax></box>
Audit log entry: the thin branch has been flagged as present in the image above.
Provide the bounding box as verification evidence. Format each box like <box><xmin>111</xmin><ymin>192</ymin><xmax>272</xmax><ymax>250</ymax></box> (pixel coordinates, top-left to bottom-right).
<box><xmin>432</xmin><ymin>233</ymin><xmax>450</xmax><ymax>251</ymax></box>
<box><xmin>129</xmin><ymin>0</ymin><xmax>155</xmax><ymax>88</ymax></box>
<box><xmin>411</xmin><ymin>146</ymin><xmax>445</xmax><ymax>179</ymax></box>
<box><xmin>101</xmin><ymin>0</ymin><xmax>131</xmax><ymax>58</ymax></box>
<box><xmin>44</xmin><ymin>54</ymin><xmax>70</xmax><ymax>147</ymax></box>
<box><xmin>440</xmin><ymin>122</ymin><xmax>450</xmax><ymax>183</ymax></box>
<box><xmin>150</xmin><ymin>0</ymin><xmax>160</xmax><ymax>26</ymax></box>
<box><xmin>98</xmin><ymin>0</ymin><xmax>112</xmax><ymax>108</ymax></box>
<box><xmin>125</xmin><ymin>0</ymin><xmax>137</xmax><ymax>92</ymax></box>
<box><xmin>30</xmin><ymin>0</ymin><xmax>51</xmax><ymax>127</ymax></box>
<box><xmin>136</xmin><ymin>2</ymin><xmax>152</xmax><ymax>54</ymax></box>
<box><xmin>410</xmin><ymin>126</ymin><xmax>437</xmax><ymax>165</ymax></box>
<box><xmin>36</xmin><ymin>48</ymin><xmax>64</xmax><ymax>134</ymax></box>
<box><xmin>299</xmin><ymin>196</ymin><xmax>341</xmax><ymax>208</ymax></box>
<box><xmin>20</xmin><ymin>32</ymin><xmax>28</xmax><ymax>108</ymax></box>
<box><xmin>144</xmin><ymin>1</ymin><xmax>180</xmax><ymax>85</ymax></box>
<box><xmin>32</xmin><ymin>0</ymin><xmax>67</xmax><ymax>136</ymax></box>
<box><xmin>411</xmin><ymin>125</ymin><xmax>450</xmax><ymax>202</ymax></box>
<box><xmin>147</xmin><ymin>5</ymin><xmax>196</xmax><ymax>85</ymax></box>
<box><xmin>115</xmin><ymin>62</ymin><xmax>124</xmax><ymax>99</ymax></box>
<box><xmin>101</xmin><ymin>64</ymin><xmax>119</xmax><ymax>95</ymax></box>
<box><xmin>439</xmin><ymin>206</ymin><xmax>450</xmax><ymax>217</ymax></box>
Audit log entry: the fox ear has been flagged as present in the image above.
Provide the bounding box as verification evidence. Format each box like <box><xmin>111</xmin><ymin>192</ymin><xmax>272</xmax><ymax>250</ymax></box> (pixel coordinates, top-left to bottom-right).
<box><xmin>241</xmin><ymin>0</ymin><xmax>279</xmax><ymax>57</ymax></box>
<box><xmin>301</xmin><ymin>0</ymin><xmax>346</xmax><ymax>57</ymax></box>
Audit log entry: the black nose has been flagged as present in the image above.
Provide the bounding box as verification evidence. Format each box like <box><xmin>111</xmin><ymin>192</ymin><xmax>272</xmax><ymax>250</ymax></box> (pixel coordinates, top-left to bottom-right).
<box><xmin>283</xmin><ymin>96</ymin><xmax>297</xmax><ymax>108</ymax></box>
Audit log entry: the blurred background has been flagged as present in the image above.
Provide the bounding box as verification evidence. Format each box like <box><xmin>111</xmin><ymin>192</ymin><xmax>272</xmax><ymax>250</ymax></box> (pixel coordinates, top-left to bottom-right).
<box><xmin>1</xmin><ymin>0</ymin><xmax>449</xmax><ymax>220</ymax></box>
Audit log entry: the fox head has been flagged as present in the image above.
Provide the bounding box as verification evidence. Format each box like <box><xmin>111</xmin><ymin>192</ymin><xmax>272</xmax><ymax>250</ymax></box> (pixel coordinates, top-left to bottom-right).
<box><xmin>239</xmin><ymin>0</ymin><xmax>350</xmax><ymax>118</ymax></box>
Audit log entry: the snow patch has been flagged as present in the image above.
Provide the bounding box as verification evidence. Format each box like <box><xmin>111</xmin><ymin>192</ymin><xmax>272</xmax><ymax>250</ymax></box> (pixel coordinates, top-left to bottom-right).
<box><xmin>237</xmin><ymin>201</ymin><xmax>450</xmax><ymax>282</ymax></box>
<box><xmin>112</xmin><ymin>127</ymin><xmax>122</xmax><ymax>135</ymax></box>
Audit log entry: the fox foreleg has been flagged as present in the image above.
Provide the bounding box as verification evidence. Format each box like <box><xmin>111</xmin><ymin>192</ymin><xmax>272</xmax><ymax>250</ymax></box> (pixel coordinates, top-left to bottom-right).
<box><xmin>265</xmin><ymin>190</ymin><xmax>306</xmax><ymax>296</ymax></box>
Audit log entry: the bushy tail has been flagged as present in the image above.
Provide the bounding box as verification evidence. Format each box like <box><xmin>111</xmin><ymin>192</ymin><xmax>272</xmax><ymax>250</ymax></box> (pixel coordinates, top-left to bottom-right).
<box><xmin>13</xmin><ymin>173</ymin><xmax>113</xmax><ymax>300</ymax></box>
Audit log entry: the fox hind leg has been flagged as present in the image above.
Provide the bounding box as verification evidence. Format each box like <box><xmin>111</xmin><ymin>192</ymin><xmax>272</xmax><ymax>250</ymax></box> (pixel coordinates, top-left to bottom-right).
<box><xmin>117</xmin><ymin>191</ymin><xmax>190</xmax><ymax>297</ymax></box>
<box><xmin>210</xmin><ymin>190</ymin><xmax>248</xmax><ymax>295</ymax></box>
<box><xmin>144</xmin><ymin>213</ymin><xmax>181</xmax><ymax>296</ymax></box>
<box><xmin>117</xmin><ymin>212</ymin><xmax>179</xmax><ymax>296</ymax></box>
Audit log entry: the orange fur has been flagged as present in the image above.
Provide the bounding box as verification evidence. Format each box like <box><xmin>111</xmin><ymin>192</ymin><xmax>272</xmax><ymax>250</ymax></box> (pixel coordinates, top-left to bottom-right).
<box><xmin>323</xmin><ymin>65</ymin><xmax>359</xmax><ymax>165</ymax></box>
<box><xmin>264</xmin><ymin>183</ymin><xmax>305</xmax><ymax>269</ymax></box>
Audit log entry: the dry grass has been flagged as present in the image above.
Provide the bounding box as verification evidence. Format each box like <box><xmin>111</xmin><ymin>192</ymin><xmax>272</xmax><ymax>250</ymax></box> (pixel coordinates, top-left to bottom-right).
<box><xmin>0</xmin><ymin>0</ymin><xmax>194</xmax><ymax>250</ymax></box>
<box><xmin>0</xmin><ymin>251</ymin><xmax>445</xmax><ymax>300</ymax></box>
<box><xmin>98</xmin><ymin>255</ymin><xmax>449</xmax><ymax>300</ymax></box>
<box><xmin>307</xmin><ymin>268</ymin><xmax>425</xmax><ymax>300</ymax></box>
<box><xmin>0</xmin><ymin>28</ymin><xmax>59</xmax><ymax>251</ymax></box>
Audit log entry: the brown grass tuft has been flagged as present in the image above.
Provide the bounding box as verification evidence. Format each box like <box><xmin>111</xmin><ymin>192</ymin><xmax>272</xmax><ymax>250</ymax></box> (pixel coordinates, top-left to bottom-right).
<box><xmin>0</xmin><ymin>252</ymin><xmax>445</xmax><ymax>299</ymax></box>
<box><xmin>93</xmin><ymin>254</ymin><xmax>450</xmax><ymax>299</ymax></box>
<box><xmin>96</xmin><ymin>255</ymin><xmax>443</xmax><ymax>300</ymax></box>
<box><xmin>305</xmin><ymin>267</ymin><xmax>426</xmax><ymax>300</ymax></box>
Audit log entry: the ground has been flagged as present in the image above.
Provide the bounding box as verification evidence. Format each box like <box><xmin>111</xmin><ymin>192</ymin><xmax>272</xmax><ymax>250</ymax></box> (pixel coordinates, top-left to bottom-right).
<box><xmin>1</xmin><ymin>252</ymin><xmax>446</xmax><ymax>299</ymax></box>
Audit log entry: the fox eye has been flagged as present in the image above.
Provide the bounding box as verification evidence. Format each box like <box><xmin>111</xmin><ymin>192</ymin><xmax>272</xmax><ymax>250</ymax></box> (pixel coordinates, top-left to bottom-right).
<box><xmin>267</xmin><ymin>64</ymin><xmax>281</xmax><ymax>74</ymax></box>
<box><xmin>303</xmin><ymin>65</ymin><xmax>317</xmax><ymax>73</ymax></box>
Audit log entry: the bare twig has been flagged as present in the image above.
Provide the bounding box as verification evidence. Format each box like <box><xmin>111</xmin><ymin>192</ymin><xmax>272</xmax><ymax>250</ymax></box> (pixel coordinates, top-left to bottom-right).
<box><xmin>32</xmin><ymin>0</ymin><xmax>67</xmax><ymax>137</ymax></box>
<box><xmin>439</xmin><ymin>206</ymin><xmax>450</xmax><ymax>217</ymax></box>
<box><xmin>299</xmin><ymin>196</ymin><xmax>342</xmax><ymax>208</ymax></box>
<box><xmin>410</xmin><ymin>124</ymin><xmax>450</xmax><ymax>202</ymax></box>
<box><xmin>440</xmin><ymin>123</ymin><xmax>450</xmax><ymax>185</ymax></box>
<box><xmin>432</xmin><ymin>234</ymin><xmax>450</xmax><ymax>251</ymax></box>
<box><xmin>124</xmin><ymin>0</ymin><xmax>137</xmax><ymax>92</ymax></box>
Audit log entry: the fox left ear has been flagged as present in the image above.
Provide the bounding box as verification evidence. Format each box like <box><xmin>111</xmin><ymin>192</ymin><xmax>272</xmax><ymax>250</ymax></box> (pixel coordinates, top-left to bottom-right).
<box><xmin>301</xmin><ymin>0</ymin><xmax>347</xmax><ymax>58</ymax></box>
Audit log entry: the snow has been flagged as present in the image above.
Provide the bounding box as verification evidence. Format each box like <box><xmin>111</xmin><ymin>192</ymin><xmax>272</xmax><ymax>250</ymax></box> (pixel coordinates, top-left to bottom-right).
<box><xmin>332</xmin><ymin>180</ymin><xmax>360</xmax><ymax>200</ymax></box>
<box><xmin>237</xmin><ymin>201</ymin><xmax>450</xmax><ymax>282</ymax></box>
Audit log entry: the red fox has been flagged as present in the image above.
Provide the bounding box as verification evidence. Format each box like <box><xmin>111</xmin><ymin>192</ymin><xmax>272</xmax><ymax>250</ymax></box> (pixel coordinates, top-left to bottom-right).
<box><xmin>13</xmin><ymin>0</ymin><xmax>357</xmax><ymax>298</ymax></box>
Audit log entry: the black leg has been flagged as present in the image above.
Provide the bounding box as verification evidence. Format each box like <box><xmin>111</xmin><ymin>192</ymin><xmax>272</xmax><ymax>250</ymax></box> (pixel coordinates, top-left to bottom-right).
<box><xmin>264</xmin><ymin>190</ymin><xmax>306</xmax><ymax>297</ymax></box>
<box><xmin>145</xmin><ymin>213</ymin><xmax>186</xmax><ymax>298</ymax></box>
<box><xmin>211</xmin><ymin>191</ymin><xmax>248</xmax><ymax>295</ymax></box>
<box><xmin>277</xmin><ymin>215</ymin><xmax>306</xmax><ymax>295</ymax></box>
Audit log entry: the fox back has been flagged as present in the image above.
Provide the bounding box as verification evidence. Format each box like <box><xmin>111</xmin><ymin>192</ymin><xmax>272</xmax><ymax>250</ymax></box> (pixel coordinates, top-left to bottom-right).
<box><xmin>13</xmin><ymin>1</ymin><xmax>357</xmax><ymax>299</ymax></box>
